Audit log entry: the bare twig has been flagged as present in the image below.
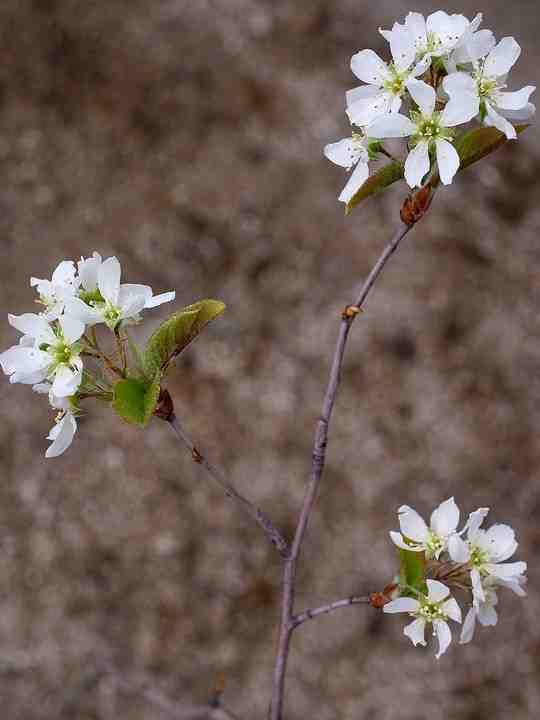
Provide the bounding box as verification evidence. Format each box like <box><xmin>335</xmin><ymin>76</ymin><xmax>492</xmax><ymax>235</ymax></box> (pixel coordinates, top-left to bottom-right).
<box><xmin>104</xmin><ymin>664</ymin><xmax>240</xmax><ymax>720</ymax></box>
<box><xmin>166</xmin><ymin>415</ymin><xmax>289</xmax><ymax>557</ymax></box>
<box><xmin>269</xmin><ymin>209</ymin><xmax>430</xmax><ymax>719</ymax></box>
<box><xmin>290</xmin><ymin>595</ymin><xmax>371</xmax><ymax>629</ymax></box>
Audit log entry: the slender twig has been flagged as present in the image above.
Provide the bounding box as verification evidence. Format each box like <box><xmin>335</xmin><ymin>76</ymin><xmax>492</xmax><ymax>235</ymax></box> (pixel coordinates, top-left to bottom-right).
<box><xmin>105</xmin><ymin>666</ymin><xmax>239</xmax><ymax>720</ymax></box>
<box><xmin>290</xmin><ymin>595</ymin><xmax>370</xmax><ymax>629</ymax></box>
<box><xmin>166</xmin><ymin>416</ymin><xmax>289</xmax><ymax>557</ymax></box>
<box><xmin>269</xmin><ymin>218</ymin><xmax>420</xmax><ymax>720</ymax></box>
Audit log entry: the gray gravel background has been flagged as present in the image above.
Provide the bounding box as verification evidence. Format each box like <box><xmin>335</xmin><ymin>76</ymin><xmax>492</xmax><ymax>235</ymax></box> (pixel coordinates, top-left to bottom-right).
<box><xmin>0</xmin><ymin>1</ymin><xmax>539</xmax><ymax>718</ymax></box>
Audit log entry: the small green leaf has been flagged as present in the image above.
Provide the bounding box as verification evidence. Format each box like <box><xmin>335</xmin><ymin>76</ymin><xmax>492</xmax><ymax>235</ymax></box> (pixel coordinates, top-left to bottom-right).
<box><xmin>113</xmin><ymin>376</ymin><xmax>161</xmax><ymax>426</ymax></box>
<box><xmin>455</xmin><ymin>124</ymin><xmax>529</xmax><ymax>173</ymax></box>
<box><xmin>345</xmin><ymin>161</ymin><xmax>404</xmax><ymax>215</ymax></box>
<box><xmin>143</xmin><ymin>299</ymin><xmax>226</xmax><ymax>378</ymax></box>
<box><xmin>398</xmin><ymin>548</ymin><xmax>426</xmax><ymax>597</ymax></box>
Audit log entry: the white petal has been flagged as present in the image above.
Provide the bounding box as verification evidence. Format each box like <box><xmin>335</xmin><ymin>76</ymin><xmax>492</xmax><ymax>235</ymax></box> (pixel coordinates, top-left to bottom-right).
<box><xmin>465</xmin><ymin>507</ymin><xmax>489</xmax><ymax>541</ymax></box>
<box><xmin>59</xmin><ymin>315</ymin><xmax>85</xmax><ymax>345</ymax></box>
<box><xmin>406</xmin><ymin>79</ymin><xmax>436</xmax><ymax>116</ymax></box>
<box><xmin>346</xmin><ymin>84</ymin><xmax>381</xmax><ymax>108</ymax></box>
<box><xmin>497</xmin><ymin>576</ymin><xmax>527</xmax><ymax>597</ymax></box>
<box><xmin>324</xmin><ymin>138</ymin><xmax>363</xmax><ymax>169</ymax></box>
<box><xmin>346</xmin><ymin>91</ymin><xmax>392</xmax><ymax>126</ymax></box>
<box><xmin>0</xmin><ymin>345</ymin><xmax>49</xmax><ymax>381</ymax></box>
<box><xmin>443</xmin><ymin>71</ymin><xmax>477</xmax><ymax>97</ymax></box>
<box><xmin>493</xmin><ymin>86</ymin><xmax>536</xmax><ymax>111</ymax></box>
<box><xmin>389</xmin><ymin>26</ymin><xmax>417</xmax><ymax>72</ymax></box>
<box><xmin>350</xmin><ymin>49</ymin><xmax>390</xmax><ymax>86</ymax></box>
<box><xmin>480</xmin><ymin>524</ymin><xmax>517</xmax><ymax>562</ymax></box>
<box><xmin>404</xmin><ymin>12</ymin><xmax>427</xmax><ymax>51</ymax></box>
<box><xmin>51</xmin><ymin>260</ymin><xmax>78</xmax><ymax>287</ymax></box>
<box><xmin>440</xmin><ymin>93</ymin><xmax>479</xmax><ymax>126</ymax></box>
<box><xmin>412</xmin><ymin>54</ymin><xmax>432</xmax><ymax>76</ymax></box>
<box><xmin>118</xmin><ymin>284</ymin><xmax>153</xmax><ymax>319</ymax></box>
<box><xmin>397</xmin><ymin>505</ymin><xmax>430</xmax><ymax>543</ymax></box>
<box><xmin>64</xmin><ymin>297</ymin><xmax>103</xmax><ymax>327</ymax></box>
<box><xmin>454</xmin><ymin>29</ymin><xmax>496</xmax><ymax>63</ymax></box>
<box><xmin>404</xmin><ymin>617</ymin><xmax>427</xmax><ymax>647</ymax></box>
<box><xmin>338</xmin><ymin>161</ymin><xmax>369</xmax><ymax>204</ymax></box>
<box><xmin>78</xmin><ymin>252</ymin><xmax>102</xmax><ymax>292</ymax></box>
<box><xmin>367</xmin><ymin>113</ymin><xmax>416</xmax><ymax>138</ymax></box>
<box><xmin>435</xmin><ymin>139</ymin><xmax>460</xmax><ymax>186</ymax></box>
<box><xmin>448</xmin><ymin>534</ymin><xmax>470</xmax><ymax>563</ymax></box>
<box><xmin>500</xmin><ymin>102</ymin><xmax>535</xmax><ymax>122</ymax></box>
<box><xmin>383</xmin><ymin>597</ymin><xmax>420</xmax><ymax>614</ymax></box>
<box><xmin>430</xmin><ymin>497</ymin><xmax>460</xmax><ymax>537</ymax></box>
<box><xmin>485</xmin><ymin>561</ymin><xmax>527</xmax><ymax>580</ymax></box>
<box><xmin>51</xmin><ymin>362</ymin><xmax>83</xmax><ymax>398</ymax></box>
<box><xmin>484</xmin><ymin>37</ymin><xmax>521</xmax><ymax>79</ymax></box>
<box><xmin>389</xmin><ymin>531</ymin><xmax>425</xmax><ymax>552</ymax></box>
<box><xmin>459</xmin><ymin>608</ymin><xmax>477</xmax><ymax>644</ymax></box>
<box><xmin>404</xmin><ymin>141</ymin><xmax>431</xmax><ymax>189</ymax></box>
<box><xmin>485</xmin><ymin>102</ymin><xmax>517</xmax><ymax>139</ymax></box>
<box><xmin>46</xmin><ymin>413</ymin><xmax>77</xmax><ymax>458</ymax></box>
<box><xmin>433</xmin><ymin>619</ymin><xmax>452</xmax><ymax>659</ymax></box>
<box><xmin>441</xmin><ymin>597</ymin><xmax>462</xmax><ymax>623</ymax></box>
<box><xmin>98</xmin><ymin>256</ymin><xmax>121</xmax><ymax>305</ymax></box>
<box><xmin>426</xmin><ymin>579</ymin><xmax>450</xmax><ymax>603</ymax></box>
<box><xmin>471</xmin><ymin>568</ymin><xmax>485</xmax><ymax>606</ymax></box>
<box><xmin>146</xmin><ymin>291</ymin><xmax>176</xmax><ymax>309</ymax></box>
<box><xmin>477</xmin><ymin>602</ymin><xmax>498</xmax><ymax>627</ymax></box>
<box><xmin>8</xmin><ymin>313</ymin><xmax>55</xmax><ymax>343</ymax></box>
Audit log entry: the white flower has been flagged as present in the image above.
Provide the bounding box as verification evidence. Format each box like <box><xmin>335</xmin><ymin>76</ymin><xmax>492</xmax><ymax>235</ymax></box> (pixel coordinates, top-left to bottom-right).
<box><xmin>460</xmin><ymin>577</ymin><xmax>499</xmax><ymax>644</ymax></box>
<box><xmin>324</xmin><ymin>131</ymin><xmax>370</xmax><ymax>203</ymax></box>
<box><xmin>368</xmin><ymin>78</ymin><xmax>477</xmax><ymax>187</ymax></box>
<box><xmin>0</xmin><ymin>314</ymin><xmax>85</xmax><ymax>397</ymax></box>
<box><xmin>444</xmin><ymin>38</ymin><xmax>536</xmax><ymax>140</ymax></box>
<box><xmin>380</xmin><ymin>11</ymin><xmax>489</xmax><ymax>73</ymax></box>
<box><xmin>30</xmin><ymin>260</ymin><xmax>81</xmax><ymax>321</ymax></box>
<box><xmin>384</xmin><ymin>579</ymin><xmax>462</xmax><ymax>658</ymax></box>
<box><xmin>346</xmin><ymin>34</ymin><xmax>428</xmax><ymax>126</ymax></box>
<box><xmin>459</xmin><ymin>573</ymin><xmax>526</xmax><ymax>644</ymax></box>
<box><xmin>449</xmin><ymin>509</ymin><xmax>527</xmax><ymax>607</ymax></box>
<box><xmin>390</xmin><ymin>497</ymin><xmax>460</xmax><ymax>559</ymax></box>
<box><xmin>34</xmin><ymin>384</ymin><xmax>78</xmax><ymax>458</ymax></box>
<box><xmin>66</xmin><ymin>255</ymin><xmax>176</xmax><ymax>330</ymax></box>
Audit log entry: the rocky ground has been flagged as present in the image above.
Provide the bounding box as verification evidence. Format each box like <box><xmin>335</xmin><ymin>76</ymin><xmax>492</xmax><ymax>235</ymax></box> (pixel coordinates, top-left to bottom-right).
<box><xmin>0</xmin><ymin>1</ymin><xmax>539</xmax><ymax>718</ymax></box>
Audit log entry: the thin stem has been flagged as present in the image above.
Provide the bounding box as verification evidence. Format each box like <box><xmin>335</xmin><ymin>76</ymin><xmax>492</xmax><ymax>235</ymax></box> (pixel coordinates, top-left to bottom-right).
<box><xmin>290</xmin><ymin>596</ymin><xmax>370</xmax><ymax>629</ymax></box>
<box><xmin>166</xmin><ymin>416</ymin><xmax>289</xmax><ymax>557</ymax></box>
<box><xmin>269</xmin><ymin>219</ymin><xmax>416</xmax><ymax>720</ymax></box>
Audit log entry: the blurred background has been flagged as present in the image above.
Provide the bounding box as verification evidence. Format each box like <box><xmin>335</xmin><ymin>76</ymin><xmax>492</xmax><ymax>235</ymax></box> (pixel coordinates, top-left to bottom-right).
<box><xmin>0</xmin><ymin>1</ymin><xmax>539</xmax><ymax>718</ymax></box>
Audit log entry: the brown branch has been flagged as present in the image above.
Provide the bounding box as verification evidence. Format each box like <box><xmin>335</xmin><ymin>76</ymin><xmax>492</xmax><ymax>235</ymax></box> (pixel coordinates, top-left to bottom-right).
<box><xmin>290</xmin><ymin>595</ymin><xmax>371</xmax><ymax>629</ymax></box>
<box><xmin>269</xmin><ymin>188</ymin><xmax>435</xmax><ymax>719</ymax></box>
<box><xmin>165</xmin><ymin>415</ymin><xmax>289</xmax><ymax>557</ymax></box>
<box><xmin>104</xmin><ymin>664</ymin><xmax>240</xmax><ymax>720</ymax></box>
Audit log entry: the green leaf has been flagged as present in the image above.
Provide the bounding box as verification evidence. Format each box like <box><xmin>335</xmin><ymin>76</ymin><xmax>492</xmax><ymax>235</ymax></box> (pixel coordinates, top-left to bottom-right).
<box><xmin>398</xmin><ymin>548</ymin><xmax>426</xmax><ymax>597</ymax></box>
<box><xmin>113</xmin><ymin>375</ymin><xmax>161</xmax><ymax>426</ymax></box>
<box><xmin>345</xmin><ymin>161</ymin><xmax>404</xmax><ymax>215</ymax></box>
<box><xmin>455</xmin><ymin>124</ymin><xmax>529</xmax><ymax>173</ymax></box>
<box><xmin>143</xmin><ymin>299</ymin><xmax>226</xmax><ymax>378</ymax></box>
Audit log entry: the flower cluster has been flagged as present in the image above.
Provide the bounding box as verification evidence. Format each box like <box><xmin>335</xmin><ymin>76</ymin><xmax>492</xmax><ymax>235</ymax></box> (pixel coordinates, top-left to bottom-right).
<box><xmin>383</xmin><ymin>497</ymin><xmax>527</xmax><ymax>657</ymax></box>
<box><xmin>325</xmin><ymin>10</ymin><xmax>536</xmax><ymax>201</ymax></box>
<box><xmin>0</xmin><ymin>254</ymin><xmax>175</xmax><ymax>458</ymax></box>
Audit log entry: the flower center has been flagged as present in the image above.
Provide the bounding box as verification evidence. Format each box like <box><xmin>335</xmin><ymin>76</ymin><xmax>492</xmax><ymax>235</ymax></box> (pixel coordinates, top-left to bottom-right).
<box><xmin>468</xmin><ymin>544</ymin><xmax>489</xmax><ymax>568</ymax></box>
<box><xmin>426</xmin><ymin>32</ymin><xmax>442</xmax><ymax>54</ymax></box>
<box><xmin>383</xmin><ymin>65</ymin><xmax>407</xmax><ymax>96</ymax></box>
<box><xmin>103</xmin><ymin>303</ymin><xmax>121</xmax><ymax>329</ymax></box>
<box><xmin>477</xmin><ymin>77</ymin><xmax>497</xmax><ymax>98</ymax></box>
<box><xmin>418</xmin><ymin>599</ymin><xmax>446</xmax><ymax>622</ymax></box>
<box><xmin>425</xmin><ymin>531</ymin><xmax>445</xmax><ymax>558</ymax></box>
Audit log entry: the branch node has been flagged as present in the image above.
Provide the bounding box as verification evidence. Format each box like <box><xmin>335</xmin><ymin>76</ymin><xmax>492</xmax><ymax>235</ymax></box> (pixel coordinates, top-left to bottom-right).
<box><xmin>192</xmin><ymin>447</ymin><xmax>203</xmax><ymax>463</ymax></box>
<box><xmin>342</xmin><ymin>304</ymin><xmax>362</xmax><ymax>320</ymax></box>
<box><xmin>400</xmin><ymin>183</ymin><xmax>432</xmax><ymax>226</ymax></box>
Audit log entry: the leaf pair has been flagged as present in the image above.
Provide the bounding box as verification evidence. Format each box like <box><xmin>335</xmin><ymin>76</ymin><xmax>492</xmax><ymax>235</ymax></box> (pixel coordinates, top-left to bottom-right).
<box><xmin>112</xmin><ymin>299</ymin><xmax>226</xmax><ymax>426</ymax></box>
